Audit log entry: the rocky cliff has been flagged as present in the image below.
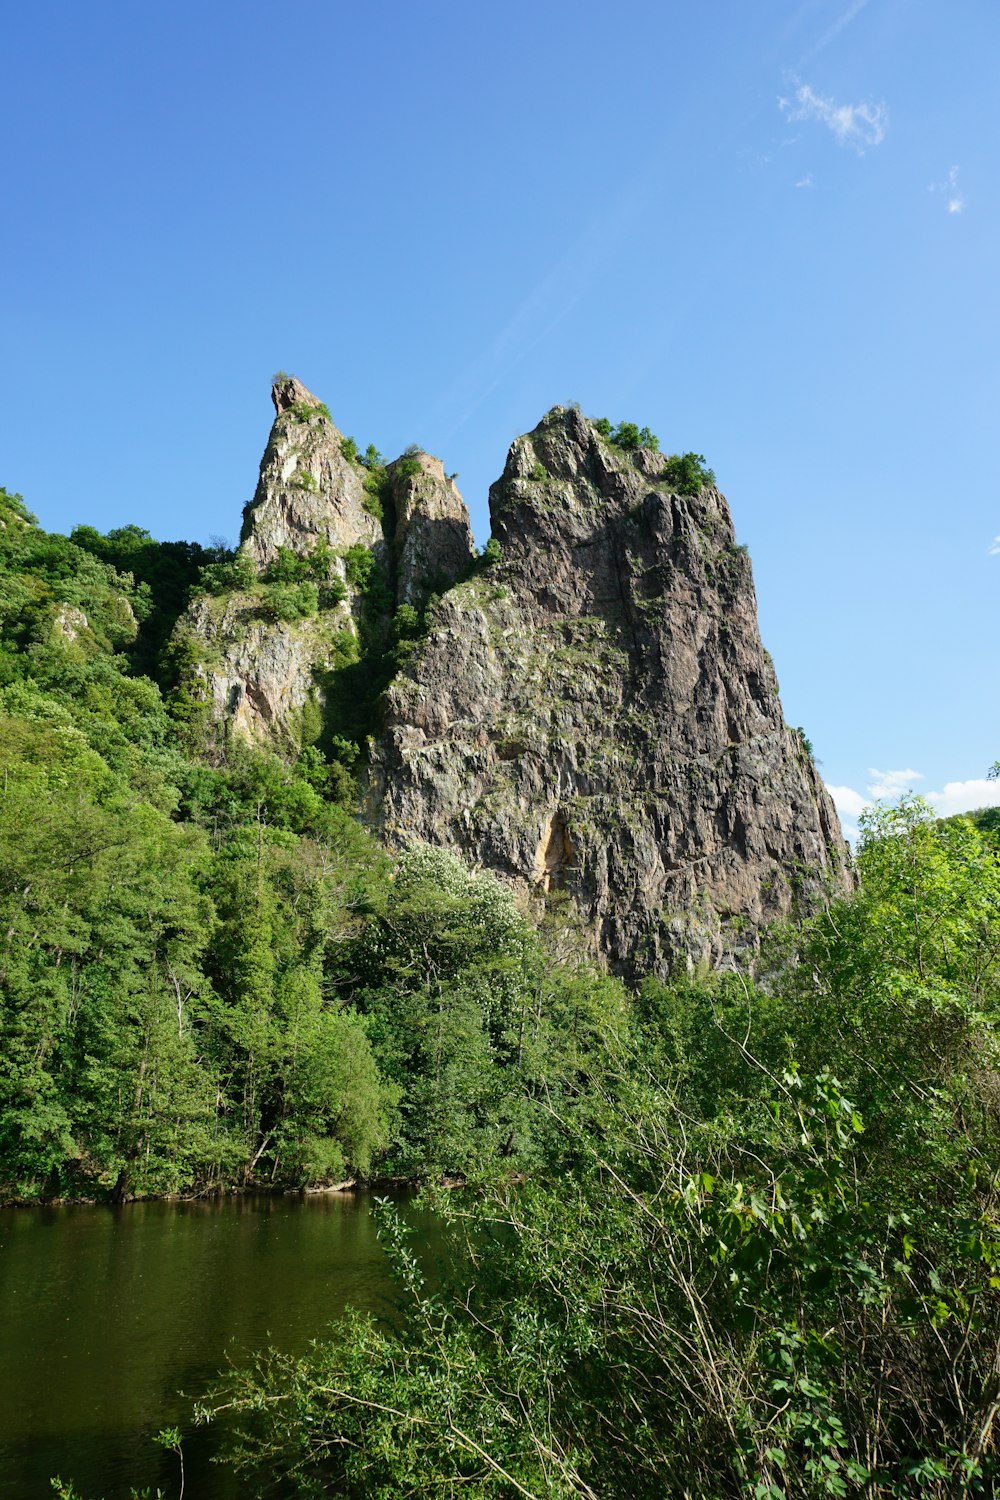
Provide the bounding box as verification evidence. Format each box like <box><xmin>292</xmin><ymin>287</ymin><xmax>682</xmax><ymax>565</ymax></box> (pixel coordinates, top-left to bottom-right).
<box><xmin>176</xmin><ymin>377</ymin><xmax>475</xmax><ymax>754</ymax></box>
<box><xmin>180</xmin><ymin>382</ymin><xmax>849</xmax><ymax>978</ymax></box>
<box><xmin>370</xmin><ymin>405</ymin><xmax>850</xmax><ymax>978</ymax></box>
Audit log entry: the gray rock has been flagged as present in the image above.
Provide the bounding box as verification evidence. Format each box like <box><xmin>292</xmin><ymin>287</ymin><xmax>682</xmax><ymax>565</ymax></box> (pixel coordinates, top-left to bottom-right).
<box><xmin>390</xmin><ymin>452</ymin><xmax>475</xmax><ymax>606</ymax></box>
<box><xmin>370</xmin><ymin>406</ymin><xmax>851</xmax><ymax>979</ymax></box>
<box><xmin>240</xmin><ymin>376</ymin><xmax>382</xmax><ymax>573</ymax></box>
<box><xmin>174</xmin><ymin>383</ymin><xmax>478</xmax><ymax>758</ymax></box>
<box><xmin>181</xmin><ymin>592</ymin><xmax>349</xmax><ymax>753</ymax></box>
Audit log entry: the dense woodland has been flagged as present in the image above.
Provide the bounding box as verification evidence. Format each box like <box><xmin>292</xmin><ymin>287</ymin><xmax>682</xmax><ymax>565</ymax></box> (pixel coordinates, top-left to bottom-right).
<box><xmin>3</xmin><ymin>486</ymin><xmax>1000</xmax><ymax>1496</ymax></box>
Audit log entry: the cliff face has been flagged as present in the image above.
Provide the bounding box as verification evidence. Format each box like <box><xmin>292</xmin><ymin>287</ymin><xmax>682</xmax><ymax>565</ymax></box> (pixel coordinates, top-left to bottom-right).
<box><xmin>176</xmin><ymin>378</ymin><xmax>475</xmax><ymax>754</ymax></box>
<box><xmin>370</xmin><ymin>406</ymin><xmax>849</xmax><ymax>978</ymax></box>
<box><xmin>178</xmin><ymin>383</ymin><xmax>848</xmax><ymax>977</ymax></box>
<box><xmin>390</xmin><ymin>452</ymin><xmax>474</xmax><ymax>607</ymax></box>
<box><xmin>240</xmin><ymin>375</ymin><xmax>383</xmax><ymax>570</ymax></box>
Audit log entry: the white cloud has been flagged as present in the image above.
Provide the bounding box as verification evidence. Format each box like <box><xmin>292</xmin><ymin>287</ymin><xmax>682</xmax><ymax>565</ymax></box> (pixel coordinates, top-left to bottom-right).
<box><xmin>929</xmin><ymin>165</ymin><xmax>964</xmax><ymax>214</ymax></box>
<box><xmin>826</xmin><ymin>767</ymin><xmax>999</xmax><ymax>843</ymax></box>
<box><xmin>795</xmin><ymin>173</ymin><xmax>814</xmax><ymax>189</ymax></box>
<box><xmin>827</xmin><ymin>784</ymin><xmax>869</xmax><ymax>818</ymax></box>
<box><xmin>925</xmin><ymin>779</ymin><xmax>1000</xmax><ymax>818</ymax></box>
<box><xmin>989</xmin><ymin>536</ymin><xmax>1000</xmax><ymax>555</ymax></box>
<box><xmin>779</xmin><ymin>83</ymin><xmax>887</xmax><ymax>153</ymax></box>
<box><xmin>867</xmin><ymin>768</ymin><xmax>923</xmax><ymax>800</ymax></box>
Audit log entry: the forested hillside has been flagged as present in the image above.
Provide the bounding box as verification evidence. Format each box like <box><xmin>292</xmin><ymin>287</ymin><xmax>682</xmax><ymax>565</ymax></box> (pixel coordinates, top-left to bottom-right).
<box><xmin>0</xmin><ymin>487</ymin><xmax>623</xmax><ymax>1202</ymax></box>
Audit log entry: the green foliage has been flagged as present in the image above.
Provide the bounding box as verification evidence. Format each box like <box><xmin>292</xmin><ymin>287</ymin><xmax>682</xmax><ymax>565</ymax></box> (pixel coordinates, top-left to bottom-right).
<box><xmin>263</xmin><ymin>540</ymin><xmax>341</xmax><ymax>592</ymax></box>
<box><xmin>287</xmin><ymin>400</ymin><xmax>332</xmax><ymax>424</ymax></box>
<box><xmin>258</xmin><ymin>581</ymin><xmax>319</xmax><ymax>622</ymax></box>
<box><xmin>593</xmin><ymin>416</ymin><xmax>661</xmax><ymax>451</ymax></box>
<box><xmin>205</xmin><ymin>802</ymin><xmax>1000</xmax><ymax>1497</ymax></box>
<box><xmin>661</xmin><ymin>450</ymin><xmax>716</xmax><ymax>495</ymax></box>
<box><xmin>196</xmin><ymin>549</ymin><xmax>257</xmax><ymax>594</ymax></box>
<box><xmin>395</xmin><ymin>456</ymin><xmax>423</xmax><ymax>480</ymax></box>
<box><xmin>343</xmin><ymin>543</ymin><xmax>375</xmax><ymax>592</ymax></box>
<box><xmin>481</xmin><ymin>536</ymin><xmax>502</xmax><ymax>568</ymax></box>
<box><xmin>361</xmin><ymin>463</ymin><xmax>390</xmax><ymax>524</ymax></box>
<box><xmin>69</xmin><ymin>523</ymin><xmax>219</xmax><ymax>678</ymax></box>
<box><xmin>336</xmin><ymin>439</ymin><xmax>395</xmax><ymax>527</ymax></box>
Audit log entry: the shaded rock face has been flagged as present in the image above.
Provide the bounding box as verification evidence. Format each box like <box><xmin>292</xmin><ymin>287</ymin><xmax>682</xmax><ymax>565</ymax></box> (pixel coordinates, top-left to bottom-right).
<box><xmin>240</xmin><ymin>378</ymin><xmax>383</xmax><ymax>573</ymax></box>
<box><xmin>371</xmin><ymin>406</ymin><xmax>850</xmax><ymax>979</ymax></box>
<box><xmin>390</xmin><ymin>453</ymin><xmax>475</xmax><ymax>606</ymax></box>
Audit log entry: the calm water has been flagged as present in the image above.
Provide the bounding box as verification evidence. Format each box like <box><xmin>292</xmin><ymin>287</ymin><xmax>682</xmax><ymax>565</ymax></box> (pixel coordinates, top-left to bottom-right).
<box><xmin>0</xmin><ymin>1192</ymin><xmax>419</xmax><ymax>1499</ymax></box>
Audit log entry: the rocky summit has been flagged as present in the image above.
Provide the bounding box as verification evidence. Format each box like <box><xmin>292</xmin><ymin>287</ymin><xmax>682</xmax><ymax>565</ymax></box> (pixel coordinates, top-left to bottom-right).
<box><xmin>180</xmin><ymin>382</ymin><xmax>850</xmax><ymax>977</ymax></box>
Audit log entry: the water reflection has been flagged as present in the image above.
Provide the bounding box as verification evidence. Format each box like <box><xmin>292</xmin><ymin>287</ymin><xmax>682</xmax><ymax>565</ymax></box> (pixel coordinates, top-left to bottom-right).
<box><xmin>0</xmin><ymin>1192</ymin><xmax>416</xmax><ymax>1498</ymax></box>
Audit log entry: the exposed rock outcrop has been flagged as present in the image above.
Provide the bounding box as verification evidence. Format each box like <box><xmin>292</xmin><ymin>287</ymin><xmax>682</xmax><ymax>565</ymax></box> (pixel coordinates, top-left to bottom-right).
<box><xmin>176</xmin><ymin>382</ymin><xmax>849</xmax><ymax>977</ymax></box>
<box><xmin>370</xmin><ymin>406</ymin><xmax>850</xmax><ymax>979</ymax></box>
<box><xmin>390</xmin><ymin>453</ymin><xmax>475</xmax><ymax>607</ymax></box>
<box><xmin>176</xmin><ymin>378</ymin><xmax>475</xmax><ymax>755</ymax></box>
<box><xmin>180</xmin><ymin>592</ymin><xmax>341</xmax><ymax>749</ymax></box>
<box><xmin>240</xmin><ymin>377</ymin><xmax>382</xmax><ymax>573</ymax></box>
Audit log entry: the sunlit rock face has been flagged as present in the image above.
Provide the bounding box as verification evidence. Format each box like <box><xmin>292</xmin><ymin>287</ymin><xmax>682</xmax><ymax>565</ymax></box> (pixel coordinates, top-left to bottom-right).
<box><xmin>370</xmin><ymin>406</ymin><xmax>851</xmax><ymax>979</ymax></box>
<box><xmin>239</xmin><ymin>377</ymin><xmax>382</xmax><ymax>573</ymax></box>
<box><xmin>175</xmin><ymin>379</ymin><xmax>475</xmax><ymax>755</ymax></box>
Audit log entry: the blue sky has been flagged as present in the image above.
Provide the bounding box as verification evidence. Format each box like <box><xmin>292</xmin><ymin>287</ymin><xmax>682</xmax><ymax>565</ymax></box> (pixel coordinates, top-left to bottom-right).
<box><xmin>3</xmin><ymin>0</ymin><xmax>997</xmax><ymax>833</ymax></box>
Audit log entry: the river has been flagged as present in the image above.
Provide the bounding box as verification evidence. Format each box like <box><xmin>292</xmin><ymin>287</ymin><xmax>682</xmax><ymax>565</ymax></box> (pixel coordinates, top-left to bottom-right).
<box><xmin>0</xmin><ymin>1191</ymin><xmax>420</xmax><ymax>1498</ymax></box>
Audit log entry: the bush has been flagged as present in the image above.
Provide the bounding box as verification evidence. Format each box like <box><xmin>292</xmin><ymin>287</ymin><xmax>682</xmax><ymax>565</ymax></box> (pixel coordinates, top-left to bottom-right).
<box><xmin>288</xmin><ymin>401</ymin><xmax>332</xmax><ymax>424</ymax></box>
<box><xmin>661</xmin><ymin>451</ymin><xmax>716</xmax><ymax>495</ymax></box>
<box><xmin>259</xmin><ymin>582</ymin><xmax>318</xmax><ymax>622</ymax></box>
<box><xmin>198</xmin><ymin>551</ymin><xmax>258</xmax><ymax>594</ymax></box>
<box><xmin>593</xmin><ymin>417</ymin><xmax>661</xmax><ymax>452</ymax></box>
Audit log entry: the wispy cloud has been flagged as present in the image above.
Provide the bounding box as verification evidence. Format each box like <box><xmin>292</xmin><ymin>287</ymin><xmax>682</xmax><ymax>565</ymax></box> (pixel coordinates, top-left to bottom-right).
<box><xmin>779</xmin><ymin>82</ymin><xmax>888</xmax><ymax>153</ymax></box>
<box><xmin>795</xmin><ymin>172</ymin><xmax>814</xmax><ymax>189</ymax></box>
<box><xmin>794</xmin><ymin>0</ymin><xmax>874</xmax><ymax>68</ymax></box>
<box><xmin>989</xmin><ymin>535</ymin><xmax>1000</xmax><ymax>555</ymax></box>
<box><xmin>929</xmin><ymin>165</ymin><xmax>964</xmax><ymax>214</ymax></box>
<box><xmin>867</xmin><ymin>767</ymin><xmax>923</xmax><ymax>800</ymax></box>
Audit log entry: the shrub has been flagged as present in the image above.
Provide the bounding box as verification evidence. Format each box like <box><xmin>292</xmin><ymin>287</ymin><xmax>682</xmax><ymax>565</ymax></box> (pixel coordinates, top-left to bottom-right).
<box><xmin>198</xmin><ymin>551</ymin><xmax>258</xmax><ymax>594</ymax></box>
<box><xmin>593</xmin><ymin>417</ymin><xmax>661</xmax><ymax>452</ymax></box>
<box><xmin>661</xmin><ymin>452</ymin><xmax>716</xmax><ymax>495</ymax></box>
<box><xmin>259</xmin><ymin>582</ymin><xmax>318</xmax><ymax>622</ymax></box>
<box><xmin>285</xmin><ymin>399</ymin><xmax>332</xmax><ymax>424</ymax></box>
<box><xmin>265</xmin><ymin>547</ymin><xmax>309</xmax><ymax>584</ymax></box>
